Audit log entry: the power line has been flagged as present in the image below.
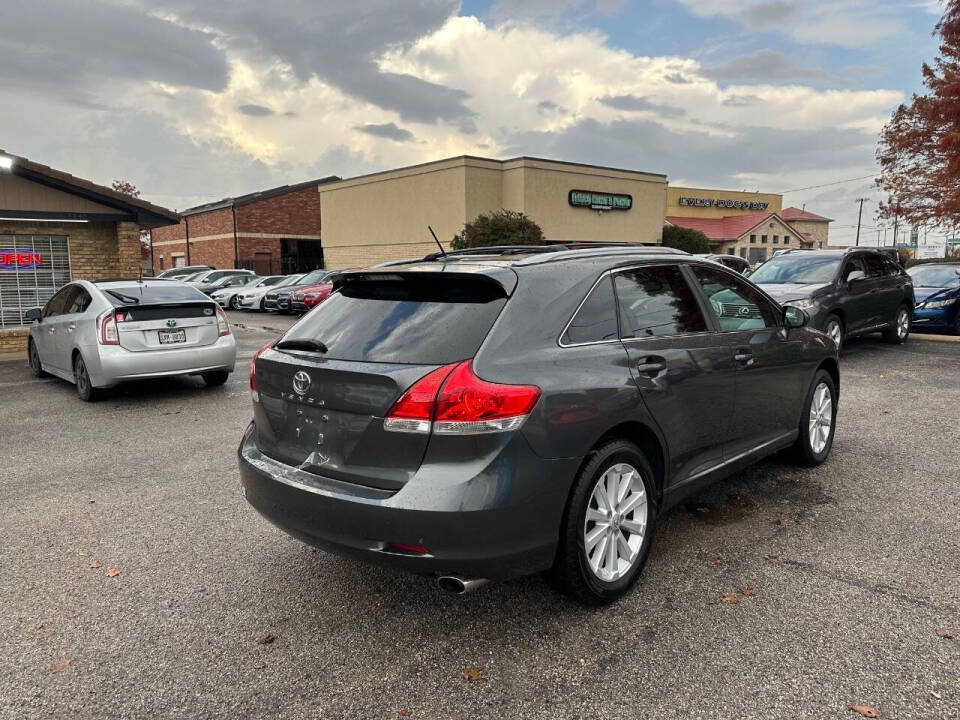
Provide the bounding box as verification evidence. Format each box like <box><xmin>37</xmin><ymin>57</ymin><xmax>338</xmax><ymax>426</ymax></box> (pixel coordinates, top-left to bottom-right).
<box><xmin>778</xmin><ymin>174</ymin><xmax>878</xmax><ymax>194</ymax></box>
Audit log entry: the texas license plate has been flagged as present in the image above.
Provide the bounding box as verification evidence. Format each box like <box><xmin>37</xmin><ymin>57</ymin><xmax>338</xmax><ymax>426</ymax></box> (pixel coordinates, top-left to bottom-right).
<box><xmin>158</xmin><ymin>329</ymin><xmax>186</xmax><ymax>344</ymax></box>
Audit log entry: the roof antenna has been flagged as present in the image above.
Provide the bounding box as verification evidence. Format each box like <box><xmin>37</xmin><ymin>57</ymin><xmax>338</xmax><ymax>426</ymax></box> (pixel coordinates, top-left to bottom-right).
<box><xmin>428</xmin><ymin>225</ymin><xmax>447</xmax><ymax>257</ymax></box>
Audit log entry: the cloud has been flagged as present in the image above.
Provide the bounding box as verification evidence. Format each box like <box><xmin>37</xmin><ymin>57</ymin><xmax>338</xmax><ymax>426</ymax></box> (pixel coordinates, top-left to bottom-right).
<box><xmin>703</xmin><ymin>50</ymin><xmax>843</xmax><ymax>86</ymax></box>
<box><xmin>598</xmin><ymin>94</ymin><xmax>685</xmax><ymax>118</ymax></box>
<box><xmin>664</xmin><ymin>72</ymin><xmax>693</xmax><ymax>85</ymax></box>
<box><xmin>675</xmin><ymin>0</ymin><xmax>901</xmax><ymax>48</ymax></box>
<box><xmin>146</xmin><ymin>0</ymin><xmax>473</xmax><ymax>123</ymax></box>
<box><xmin>489</xmin><ymin>0</ymin><xmax>625</xmax><ymax>20</ymax></box>
<box><xmin>353</xmin><ymin>122</ymin><xmax>416</xmax><ymax>142</ymax></box>
<box><xmin>238</xmin><ymin>104</ymin><xmax>275</xmax><ymax>117</ymax></box>
<box><xmin>721</xmin><ymin>94</ymin><xmax>761</xmax><ymax>107</ymax></box>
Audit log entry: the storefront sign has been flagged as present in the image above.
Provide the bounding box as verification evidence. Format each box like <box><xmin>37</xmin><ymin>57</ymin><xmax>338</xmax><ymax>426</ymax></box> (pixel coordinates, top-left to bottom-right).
<box><xmin>678</xmin><ymin>196</ymin><xmax>769</xmax><ymax>211</ymax></box>
<box><xmin>569</xmin><ymin>190</ymin><xmax>632</xmax><ymax>211</ymax></box>
<box><xmin>0</xmin><ymin>249</ymin><xmax>43</xmax><ymax>270</ymax></box>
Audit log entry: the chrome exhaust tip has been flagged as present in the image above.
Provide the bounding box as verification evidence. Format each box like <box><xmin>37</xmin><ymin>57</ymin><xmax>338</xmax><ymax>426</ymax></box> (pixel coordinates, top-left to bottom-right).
<box><xmin>437</xmin><ymin>576</ymin><xmax>489</xmax><ymax>595</ymax></box>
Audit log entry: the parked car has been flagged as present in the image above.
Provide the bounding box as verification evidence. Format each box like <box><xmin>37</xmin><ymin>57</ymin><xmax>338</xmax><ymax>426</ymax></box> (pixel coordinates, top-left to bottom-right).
<box><xmin>909</xmin><ymin>262</ymin><xmax>960</xmax><ymax>334</ymax></box>
<box><xmin>205</xmin><ymin>274</ymin><xmax>261</xmax><ymax>305</ymax></box>
<box><xmin>26</xmin><ymin>279</ymin><xmax>236</xmax><ymax>401</ymax></box>
<box><xmin>289</xmin><ymin>279</ymin><xmax>340</xmax><ymax>313</ymax></box>
<box><xmin>193</xmin><ymin>269</ymin><xmax>256</xmax><ymax>294</ymax></box>
<box><xmin>236</xmin><ymin>274</ymin><xmax>304</xmax><ymax>311</ymax></box>
<box><xmin>748</xmin><ymin>248</ymin><xmax>914</xmax><ymax>351</ymax></box>
<box><xmin>694</xmin><ymin>253</ymin><xmax>750</xmax><ymax>274</ymax></box>
<box><xmin>155</xmin><ymin>265</ymin><xmax>212</xmax><ymax>280</ymax></box>
<box><xmin>239</xmin><ymin>245</ymin><xmax>839</xmax><ymax>605</ymax></box>
<box><xmin>262</xmin><ymin>269</ymin><xmax>338</xmax><ymax>313</ymax></box>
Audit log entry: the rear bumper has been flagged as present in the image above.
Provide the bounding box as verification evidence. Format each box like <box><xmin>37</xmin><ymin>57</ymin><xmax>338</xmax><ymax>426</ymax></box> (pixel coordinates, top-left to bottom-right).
<box><xmin>87</xmin><ymin>335</ymin><xmax>237</xmax><ymax>387</ymax></box>
<box><xmin>238</xmin><ymin>423</ymin><xmax>579</xmax><ymax>580</ymax></box>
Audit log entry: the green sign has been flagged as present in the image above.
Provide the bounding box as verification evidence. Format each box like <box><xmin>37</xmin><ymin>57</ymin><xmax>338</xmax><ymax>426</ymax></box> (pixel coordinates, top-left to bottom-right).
<box><xmin>569</xmin><ymin>189</ymin><xmax>632</xmax><ymax>211</ymax></box>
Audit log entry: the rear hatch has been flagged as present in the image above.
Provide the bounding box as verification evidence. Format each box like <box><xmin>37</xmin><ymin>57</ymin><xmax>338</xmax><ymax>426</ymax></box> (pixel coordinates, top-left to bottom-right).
<box><xmin>253</xmin><ymin>269</ymin><xmax>514</xmax><ymax>491</ymax></box>
<box><xmin>101</xmin><ymin>283</ymin><xmax>221</xmax><ymax>352</ymax></box>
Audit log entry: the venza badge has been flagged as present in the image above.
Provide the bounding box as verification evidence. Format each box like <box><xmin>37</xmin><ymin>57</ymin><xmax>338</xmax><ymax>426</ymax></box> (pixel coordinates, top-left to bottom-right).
<box><xmin>292</xmin><ymin>371</ymin><xmax>311</xmax><ymax>396</ymax></box>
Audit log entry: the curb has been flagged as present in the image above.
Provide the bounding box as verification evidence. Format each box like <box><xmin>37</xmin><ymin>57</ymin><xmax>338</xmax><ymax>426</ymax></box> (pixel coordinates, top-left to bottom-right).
<box><xmin>911</xmin><ymin>332</ymin><xmax>960</xmax><ymax>344</ymax></box>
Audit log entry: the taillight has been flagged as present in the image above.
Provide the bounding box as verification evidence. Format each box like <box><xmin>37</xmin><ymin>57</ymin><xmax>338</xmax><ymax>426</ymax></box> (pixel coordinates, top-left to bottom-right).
<box><xmin>97</xmin><ymin>310</ymin><xmax>119</xmax><ymax>345</ymax></box>
<box><xmin>384</xmin><ymin>360</ymin><xmax>540</xmax><ymax>435</ymax></box>
<box><xmin>250</xmin><ymin>338</ymin><xmax>277</xmax><ymax>401</ymax></box>
<box><xmin>216</xmin><ymin>306</ymin><xmax>231</xmax><ymax>336</ymax></box>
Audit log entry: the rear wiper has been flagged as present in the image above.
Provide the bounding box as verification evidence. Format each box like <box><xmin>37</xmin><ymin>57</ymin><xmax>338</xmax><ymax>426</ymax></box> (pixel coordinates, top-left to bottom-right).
<box><xmin>105</xmin><ymin>290</ymin><xmax>141</xmax><ymax>304</ymax></box>
<box><xmin>275</xmin><ymin>338</ymin><xmax>328</xmax><ymax>353</ymax></box>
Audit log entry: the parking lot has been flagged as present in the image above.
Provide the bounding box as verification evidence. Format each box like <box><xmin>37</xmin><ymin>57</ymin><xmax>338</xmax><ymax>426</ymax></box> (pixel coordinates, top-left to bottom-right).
<box><xmin>2</xmin><ymin>319</ymin><xmax>958</xmax><ymax>720</ymax></box>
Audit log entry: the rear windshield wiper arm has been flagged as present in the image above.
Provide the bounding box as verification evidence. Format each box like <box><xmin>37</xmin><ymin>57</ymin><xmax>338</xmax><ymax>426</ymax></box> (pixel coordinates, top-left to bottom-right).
<box><xmin>275</xmin><ymin>338</ymin><xmax>328</xmax><ymax>353</ymax></box>
<box><xmin>105</xmin><ymin>290</ymin><xmax>141</xmax><ymax>305</ymax></box>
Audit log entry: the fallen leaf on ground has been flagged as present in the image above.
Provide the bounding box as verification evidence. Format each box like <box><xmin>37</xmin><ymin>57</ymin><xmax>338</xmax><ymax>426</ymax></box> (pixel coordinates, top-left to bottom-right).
<box><xmin>253</xmin><ymin>661</ymin><xmax>266</xmax><ymax>669</ymax></box>
<box><xmin>77</xmin><ymin>550</ymin><xmax>86</xmax><ymax>557</ymax></box>
<box><xmin>772</xmin><ymin>511</ymin><xmax>785</xmax><ymax>525</ymax></box>
<box><xmin>42</xmin><ymin>630</ymin><xmax>56</xmax><ymax>640</ymax></box>
<box><xmin>462</xmin><ymin>667</ymin><xmax>486</xmax><ymax>682</ymax></box>
<box><xmin>105</xmin><ymin>568</ymin><xmax>121</xmax><ymax>577</ymax></box>
<box><xmin>930</xmin><ymin>690</ymin><xmax>942</xmax><ymax>699</ymax></box>
<box><xmin>258</xmin><ymin>634</ymin><xmax>276</xmax><ymax>645</ymax></box>
<box><xmin>936</xmin><ymin>629</ymin><xmax>953</xmax><ymax>639</ymax></box>
<box><xmin>398</xmin><ymin>710</ymin><xmax>411</xmax><ymax>717</ymax></box>
<box><xmin>48</xmin><ymin>660</ymin><xmax>72</xmax><ymax>672</ymax></box>
<box><xmin>278</xmin><ymin>617</ymin><xmax>289</xmax><ymax>623</ymax></box>
<box><xmin>709</xmin><ymin>558</ymin><xmax>720</xmax><ymax>566</ymax></box>
<box><xmin>721</xmin><ymin>594</ymin><xmax>740</xmax><ymax>604</ymax></box>
<box><xmin>739</xmin><ymin>586</ymin><xmax>757</xmax><ymax>597</ymax></box>
<box><xmin>849</xmin><ymin>704</ymin><xmax>880</xmax><ymax>718</ymax></box>
<box><xmin>89</xmin><ymin>560</ymin><xmax>102</xmax><ymax>569</ymax></box>
<box><xmin>696</xmin><ymin>507</ymin><xmax>710</xmax><ymax>513</ymax></box>
<box><xmin>937</xmin><ymin>656</ymin><xmax>946</xmax><ymax>664</ymax></box>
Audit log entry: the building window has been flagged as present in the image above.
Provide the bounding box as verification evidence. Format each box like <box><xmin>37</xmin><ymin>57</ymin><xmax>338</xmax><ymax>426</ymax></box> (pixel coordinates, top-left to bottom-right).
<box><xmin>739</xmin><ymin>247</ymin><xmax>747</xmax><ymax>259</ymax></box>
<box><xmin>159</xmin><ymin>256</ymin><xmax>165</xmax><ymax>269</ymax></box>
<box><xmin>784</xmin><ymin>236</ymin><xmax>790</xmax><ymax>244</ymax></box>
<box><xmin>750</xmin><ymin>235</ymin><xmax>756</xmax><ymax>244</ymax></box>
<box><xmin>773</xmin><ymin>235</ymin><xmax>779</xmax><ymax>244</ymax></box>
<box><xmin>0</xmin><ymin>234</ymin><xmax>72</xmax><ymax>328</ymax></box>
<box><xmin>761</xmin><ymin>235</ymin><xmax>768</xmax><ymax>244</ymax></box>
<box><xmin>727</xmin><ymin>248</ymin><xmax>735</xmax><ymax>255</ymax></box>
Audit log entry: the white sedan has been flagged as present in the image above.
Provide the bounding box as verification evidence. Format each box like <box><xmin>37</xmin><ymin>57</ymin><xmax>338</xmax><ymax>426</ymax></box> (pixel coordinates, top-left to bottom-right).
<box><xmin>234</xmin><ymin>274</ymin><xmax>304</xmax><ymax>311</ymax></box>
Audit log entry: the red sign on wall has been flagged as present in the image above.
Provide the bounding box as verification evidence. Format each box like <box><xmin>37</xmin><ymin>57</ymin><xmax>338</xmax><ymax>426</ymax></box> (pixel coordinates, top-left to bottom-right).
<box><xmin>0</xmin><ymin>249</ymin><xmax>43</xmax><ymax>270</ymax></box>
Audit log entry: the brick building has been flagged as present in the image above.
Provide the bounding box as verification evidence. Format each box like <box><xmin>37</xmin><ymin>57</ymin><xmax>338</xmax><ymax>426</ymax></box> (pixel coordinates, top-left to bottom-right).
<box><xmin>152</xmin><ymin>177</ymin><xmax>339</xmax><ymax>275</ymax></box>
<box><xmin>0</xmin><ymin>149</ymin><xmax>178</xmax><ymax>353</ymax></box>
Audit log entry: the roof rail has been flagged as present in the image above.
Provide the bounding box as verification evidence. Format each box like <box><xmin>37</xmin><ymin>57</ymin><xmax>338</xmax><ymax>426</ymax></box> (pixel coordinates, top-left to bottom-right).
<box><xmin>515</xmin><ymin>245</ymin><xmax>689</xmax><ymax>266</ymax></box>
<box><xmin>421</xmin><ymin>242</ymin><xmax>666</xmax><ymax>262</ymax></box>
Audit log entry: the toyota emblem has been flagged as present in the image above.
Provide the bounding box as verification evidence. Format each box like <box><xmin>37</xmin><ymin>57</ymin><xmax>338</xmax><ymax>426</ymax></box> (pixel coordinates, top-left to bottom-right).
<box><xmin>166</xmin><ymin>318</ymin><xmax>178</xmax><ymax>328</ymax></box>
<box><xmin>292</xmin><ymin>371</ymin><xmax>311</xmax><ymax>396</ymax></box>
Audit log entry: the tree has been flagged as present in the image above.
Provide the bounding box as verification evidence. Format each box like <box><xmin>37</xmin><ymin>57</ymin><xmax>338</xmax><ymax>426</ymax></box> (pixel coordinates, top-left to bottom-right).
<box><xmin>111</xmin><ymin>179</ymin><xmax>141</xmax><ymax>198</ymax></box>
<box><xmin>451</xmin><ymin>209</ymin><xmax>545</xmax><ymax>250</ymax></box>
<box><xmin>876</xmin><ymin>2</ymin><xmax>960</xmax><ymax>227</ymax></box>
<box><xmin>661</xmin><ymin>224</ymin><xmax>710</xmax><ymax>254</ymax></box>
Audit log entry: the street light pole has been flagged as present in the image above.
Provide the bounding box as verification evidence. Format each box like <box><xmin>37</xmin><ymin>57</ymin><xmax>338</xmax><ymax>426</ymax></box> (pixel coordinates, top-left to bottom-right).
<box><xmin>854</xmin><ymin>198</ymin><xmax>867</xmax><ymax>247</ymax></box>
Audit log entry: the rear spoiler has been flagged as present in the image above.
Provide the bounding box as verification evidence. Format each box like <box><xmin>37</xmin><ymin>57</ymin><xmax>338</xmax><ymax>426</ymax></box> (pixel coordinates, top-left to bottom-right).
<box><xmin>332</xmin><ymin>267</ymin><xmax>518</xmax><ymax>295</ymax></box>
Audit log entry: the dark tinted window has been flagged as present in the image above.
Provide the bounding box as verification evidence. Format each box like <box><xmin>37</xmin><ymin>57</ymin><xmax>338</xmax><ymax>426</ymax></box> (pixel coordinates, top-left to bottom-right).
<box><xmin>691</xmin><ymin>265</ymin><xmax>779</xmax><ymax>331</ymax></box>
<box><xmin>841</xmin><ymin>256</ymin><xmax>867</xmax><ymax>281</ymax></box>
<box><xmin>863</xmin><ymin>254</ymin><xmax>885</xmax><ymax>278</ymax></box>
<box><xmin>43</xmin><ymin>286</ymin><xmax>73</xmax><ymax>318</ymax></box>
<box><xmin>882</xmin><ymin>257</ymin><xmax>902</xmax><ymax>276</ymax></box>
<box><xmin>65</xmin><ymin>287</ymin><xmax>92</xmax><ymax>314</ymax></box>
<box><xmin>562</xmin><ymin>276</ymin><xmax>618</xmax><ymax>344</ymax></box>
<box><xmin>281</xmin><ymin>276</ymin><xmax>507</xmax><ymax>364</ymax></box>
<box><xmin>614</xmin><ymin>265</ymin><xmax>707</xmax><ymax>338</ymax></box>
<box><xmin>100</xmin><ymin>283</ymin><xmax>209</xmax><ymax>306</ymax></box>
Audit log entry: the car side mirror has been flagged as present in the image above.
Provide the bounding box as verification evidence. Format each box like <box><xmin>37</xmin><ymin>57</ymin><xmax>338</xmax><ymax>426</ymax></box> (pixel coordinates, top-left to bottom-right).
<box><xmin>783</xmin><ymin>306</ymin><xmax>808</xmax><ymax>329</ymax></box>
<box><xmin>846</xmin><ymin>270</ymin><xmax>866</xmax><ymax>284</ymax></box>
<box><xmin>25</xmin><ymin>308</ymin><xmax>42</xmax><ymax>322</ymax></box>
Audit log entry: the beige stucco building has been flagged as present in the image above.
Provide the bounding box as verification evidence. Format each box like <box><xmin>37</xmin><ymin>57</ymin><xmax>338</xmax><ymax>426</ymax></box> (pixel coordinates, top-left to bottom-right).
<box><xmin>318</xmin><ymin>156</ymin><xmax>668</xmax><ymax>267</ymax></box>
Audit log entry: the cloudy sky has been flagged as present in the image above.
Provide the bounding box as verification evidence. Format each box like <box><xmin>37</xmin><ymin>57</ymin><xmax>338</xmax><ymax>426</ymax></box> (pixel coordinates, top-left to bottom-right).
<box><xmin>1</xmin><ymin>0</ymin><xmax>945</xmax><ymax>244</ymax></box>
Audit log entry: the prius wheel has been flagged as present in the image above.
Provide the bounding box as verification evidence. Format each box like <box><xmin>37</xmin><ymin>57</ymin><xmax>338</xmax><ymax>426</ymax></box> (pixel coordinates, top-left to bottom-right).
<box><xmin>823</xmin><ymin>314</ymin><xmax>844</xmax><ymax>352</ymax></box>
<box><xmin>883</xmin><ymin>305</ymin><xmax>910</xmax><ymax>344</ymax></box>
<box><xmin>73</xmin><ymin>353</ymin><xmax>100</xmax><ymax>402</ymax></box>
<box><xmin>28</xmin><ymin>339</ymin><xmax>48</xmax><ymax>378</ymax></box>
<box><xmin>202</xmin><ymin>370</ymin><xmax>229</xmax><ymax>387</ymax></box>
<box><xmin>790</xmin><ymin>369</ymin><xmax>836</xmax><ymax>467</ymax></box>
<box><xmin>553</xmin><ymin>440</ymin><xmax>656</xmax><ymax>605</ymax></box>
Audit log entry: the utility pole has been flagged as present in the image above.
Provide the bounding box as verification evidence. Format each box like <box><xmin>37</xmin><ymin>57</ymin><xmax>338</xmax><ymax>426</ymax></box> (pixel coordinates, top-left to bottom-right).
<box><xmin>854</xmin><ymin>198</ymin><xmax>867</xmax><ymax>247</ymax></box>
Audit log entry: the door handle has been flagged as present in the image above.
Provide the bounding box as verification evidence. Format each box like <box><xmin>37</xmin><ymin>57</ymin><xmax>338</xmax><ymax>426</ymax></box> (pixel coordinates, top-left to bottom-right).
<box><xmin>636</xmin><ymin>357</ymin><xmax>667</xmax><ymax>375</ymax></box>
<box><xmin>67</xmin><ymin>323</ymin><xmax>76</xmax><ymax>333</ymax></box>
<box><xmin>734</xmin><ymin>349</ymin><xmax>754</xmax><ymax>366</ymax></box>
<box><xmin>48</xmin><ymin>327</ymin><xmax>56</xmax><ymax>334</ymax></box>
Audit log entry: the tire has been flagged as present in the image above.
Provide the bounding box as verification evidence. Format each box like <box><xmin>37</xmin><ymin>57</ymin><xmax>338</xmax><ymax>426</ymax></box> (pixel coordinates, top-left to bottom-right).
<box><xmin>882</xmin><ymin>304</ymin><xmax>910</xmax><ymax>344</ymax></box>
<box><xmin>258</xmin><ymin>298</ymin><xmax>266</xmax><ymax>312</ymax></box>
<box><xmin>202</xmin><ymin>370</ymin><xmax>230</xmax><ymax>387</ymax></box>
<box><xmin>73</xmin><ymin>353</ymin><xmax>100</xmax><ymax>402</ymax></box>
<box><xmin>28</xmin><ymin>339</ymin><xmax>48</xmax><ymax>378</ymax></box>
<box><xmin>954</xmin><ymin>311</ymin><xmax>960</xmax><ymax>337</ymax></box>
<box><xmin>789</xmin><ymin>369</ymin><xmax>837</xmax><ymax>467</ymax></box>
<box><xmin>229</xmin><ymin>295</ymin><xmax>240</xmax><ymax>310</ymax></box>
<box><xmin>553</xmin><ymin>440</ymin><xmax>657</xmax><ymax>605</ymax></box>
<box><xmin>823</xmin><ymin>313</ymin><xmax>844</xmax><ymax>352</ymax></box>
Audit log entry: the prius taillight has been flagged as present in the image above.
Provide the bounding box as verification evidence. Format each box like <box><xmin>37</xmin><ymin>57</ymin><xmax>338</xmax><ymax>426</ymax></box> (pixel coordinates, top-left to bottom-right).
<box><xmin>250</xmin><ymin>339</ymin><xmax>277</xmax><ymax>401</ymax></box>
<box><xmin>97</xmin><ymin>310</ymin><xmax>119</xmax><ymax>345</ymax></box>
<box><xmin>384</xmin><ymin>360</ymin><xmax>540</xmax><ymax>435</ymax></box>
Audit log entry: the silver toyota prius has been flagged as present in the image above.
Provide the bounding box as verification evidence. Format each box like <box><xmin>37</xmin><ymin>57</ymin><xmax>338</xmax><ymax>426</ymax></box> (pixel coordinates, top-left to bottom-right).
<box><xmin>25</xmin><ymin>279</ymin><xmax>237</xmax><ymax>401</ymax></box>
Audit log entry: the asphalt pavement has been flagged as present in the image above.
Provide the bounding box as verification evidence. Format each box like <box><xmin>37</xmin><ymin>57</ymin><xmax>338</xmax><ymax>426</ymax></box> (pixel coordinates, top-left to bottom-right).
<box><xmin>1</xmin><ymin>320</ymin><xmax>958</xmax><ymax>720</ymax></box>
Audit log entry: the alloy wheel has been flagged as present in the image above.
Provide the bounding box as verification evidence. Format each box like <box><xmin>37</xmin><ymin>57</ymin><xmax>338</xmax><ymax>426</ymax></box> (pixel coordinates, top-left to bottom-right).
<box><xmin>75</xmin><ymin>356</ymin><xmax>88</xmax><ymax>394</ymax></box>
<box><xmin>808</xmin><ymin>382</ymin><xmax>833</xmax><ymax>454</ymax></box>
<box><xmin>583</xmin><ymin>463</ymin><xmax>648</xmax><ymax>582</ymax></box>
<box><xmin>826</xmin><ymin>320</ymin><xmax>842</xmax><ymax>346</ymax></box>
<box><xmin>896</xmin><ymin>308</ymin><xmax>909</xmax><ymax>339</ymax></box>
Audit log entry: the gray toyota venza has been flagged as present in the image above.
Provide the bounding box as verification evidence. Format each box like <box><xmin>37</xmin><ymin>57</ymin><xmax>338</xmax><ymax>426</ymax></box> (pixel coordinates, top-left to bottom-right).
<box><xmin>239</xmin><ymin>245</ymin><xmax>839</xmax><ymax>604</ymax></box>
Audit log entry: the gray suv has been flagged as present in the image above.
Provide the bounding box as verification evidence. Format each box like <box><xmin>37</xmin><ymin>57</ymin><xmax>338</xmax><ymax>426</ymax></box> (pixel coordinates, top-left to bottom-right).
<box><xmin>239</xmin><ymin>246</ymin><xmax>839</xmax><ymax>604</ymax></box>
<box><xmin>749</xmin><ymin>248</ymin><xmax>914</xmax><ymax>351</ymax></box>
